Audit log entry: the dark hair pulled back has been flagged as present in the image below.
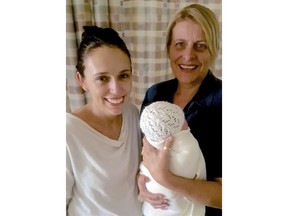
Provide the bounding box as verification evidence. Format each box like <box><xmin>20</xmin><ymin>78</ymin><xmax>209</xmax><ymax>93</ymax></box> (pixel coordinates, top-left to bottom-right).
<box><xmin>76</xmin><ymin>26</ymin><xmax>131</xmax><ymax>77</ymax></box>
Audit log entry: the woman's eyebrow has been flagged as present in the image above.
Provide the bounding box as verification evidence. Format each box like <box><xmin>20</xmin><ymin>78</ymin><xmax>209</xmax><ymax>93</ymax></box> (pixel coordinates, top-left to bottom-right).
<box><xmin>119</xmin><ymin>69</ymin><xmax>131</xmax><ymax>73</ymax></box>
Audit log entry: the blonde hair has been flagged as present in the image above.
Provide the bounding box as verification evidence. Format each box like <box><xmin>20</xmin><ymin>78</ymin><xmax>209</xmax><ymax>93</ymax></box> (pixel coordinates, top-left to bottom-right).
<box><xmin>166</xmin><ymin>4</ymin><xmax>220</xmax><ymax>63</ymax></box>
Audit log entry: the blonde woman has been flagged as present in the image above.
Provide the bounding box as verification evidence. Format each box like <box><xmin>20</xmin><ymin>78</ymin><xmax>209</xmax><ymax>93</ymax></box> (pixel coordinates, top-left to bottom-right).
<box><xmin>138</xmin><ymin>4</ymin><xmax>222</xmax><ymax>216</ymax></box>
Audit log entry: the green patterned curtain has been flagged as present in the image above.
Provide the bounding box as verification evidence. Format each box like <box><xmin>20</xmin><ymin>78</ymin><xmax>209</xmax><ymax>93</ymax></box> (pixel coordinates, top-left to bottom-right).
<box><xmin>66</xmin><ymin>0</ymin><xmax>222</xmax><ymax>112</ymax></box>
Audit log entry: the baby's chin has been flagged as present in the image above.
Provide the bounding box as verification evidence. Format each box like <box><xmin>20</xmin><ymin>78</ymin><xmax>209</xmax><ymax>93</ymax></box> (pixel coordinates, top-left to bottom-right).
<box><xmin>181</xmin><ymin>120</ymin><xmax>189</xmax><ymax>130</ymax></box>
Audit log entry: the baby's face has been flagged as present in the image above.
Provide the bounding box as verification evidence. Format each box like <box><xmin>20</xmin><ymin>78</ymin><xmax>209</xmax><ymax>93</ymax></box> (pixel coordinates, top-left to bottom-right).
<box><xmin>181</xmin><ymin>120</ymin><xmax>189</xmax><ymax>130</ymax></box>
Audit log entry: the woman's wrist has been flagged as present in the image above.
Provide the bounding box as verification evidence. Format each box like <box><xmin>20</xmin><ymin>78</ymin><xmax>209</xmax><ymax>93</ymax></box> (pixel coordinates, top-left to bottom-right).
<box><xmin>155</xmin><ymin>170</ymin><xmax>174</xmax><ymax>188</ymax></box>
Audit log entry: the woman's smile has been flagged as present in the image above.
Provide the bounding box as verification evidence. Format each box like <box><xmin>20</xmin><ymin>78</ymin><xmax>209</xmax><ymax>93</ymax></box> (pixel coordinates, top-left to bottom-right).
<box><xmin>105</xmin><ymin>96</ymin><xmax>124</xmax><ymax>105</ymax></box>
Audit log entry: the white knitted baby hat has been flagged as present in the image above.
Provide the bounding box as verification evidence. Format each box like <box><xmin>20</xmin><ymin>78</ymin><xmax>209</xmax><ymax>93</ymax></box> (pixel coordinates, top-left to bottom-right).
<box><xmin>140</xmin><ymin>101</ymin><xmax>185</xmax><ymax>146</ymax></box>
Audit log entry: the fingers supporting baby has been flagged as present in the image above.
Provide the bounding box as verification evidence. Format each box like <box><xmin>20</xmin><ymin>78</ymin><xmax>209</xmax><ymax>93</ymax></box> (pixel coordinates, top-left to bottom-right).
<box><xmin>163</xmin><ymin>136</ymin><xmax>173</xmax><ymax>151</ymax></box>
<box><xmin>137</xmin><ymin>174</ymin><xmax>169</xmax><ymax>209</ymax></box>
<box><xmin>141</xmin><ymin>135</ymin><xmax>174</xmax><ymax>179</ymax></box>
<box><xmin>142</xmin><ymin>135</ymin><xmax>174</xmax><ymax>152</ymax></box>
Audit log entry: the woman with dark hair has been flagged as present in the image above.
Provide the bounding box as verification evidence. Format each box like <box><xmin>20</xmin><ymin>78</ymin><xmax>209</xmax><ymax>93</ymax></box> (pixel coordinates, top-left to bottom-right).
<box><xmin>66</xmin><ymin>26</ymin><xmax>142</xmax><ymax>215</ymax></box>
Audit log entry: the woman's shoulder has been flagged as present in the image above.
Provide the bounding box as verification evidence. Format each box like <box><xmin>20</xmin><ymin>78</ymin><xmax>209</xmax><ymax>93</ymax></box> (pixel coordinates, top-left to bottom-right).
<box><xmin>204</xmin><ymin>72</ymin><xmax>222</xmax><ymax>96</ymax></box>
<box><xmin>206</xmin><ymin>71</ymin><xmax>222</xmax><ymax>89</ymax></box>
<box><xmin>66</xmin><ymin>112</ymin><xmax>90</xmax><ymax>133</ymax></box>
<box><xmin>66</xmin><ymin>113</ymin><xmax>79</xmax><ymax>130</ymax></box>
<box><xmin>194</xmin><ymin>72</ymin><xmax>222</xmax><ymax>107</ymax></box>
<box><xmin>66</xmin><ymin>112</ymin><xmax>76</xmax><ymax>126</ymax></box>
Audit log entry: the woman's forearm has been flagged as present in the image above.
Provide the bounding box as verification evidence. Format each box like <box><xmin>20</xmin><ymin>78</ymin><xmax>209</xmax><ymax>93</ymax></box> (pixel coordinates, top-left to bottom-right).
<box><xmin>157</xmin><ymin>172</ymin><xmax>222</xmax><ymax>209</ymax></box>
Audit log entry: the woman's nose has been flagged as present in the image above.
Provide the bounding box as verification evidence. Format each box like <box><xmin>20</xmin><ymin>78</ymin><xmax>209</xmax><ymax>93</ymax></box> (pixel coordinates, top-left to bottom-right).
<box><xmin>109</xmin><ymin>79</ymin><xmax>122</xmax><ymax>93</ymax></box>
<box><xmin>182</xmin><ymin>47</ymin><xmax>196</xmax><ymax>60</ymax></box>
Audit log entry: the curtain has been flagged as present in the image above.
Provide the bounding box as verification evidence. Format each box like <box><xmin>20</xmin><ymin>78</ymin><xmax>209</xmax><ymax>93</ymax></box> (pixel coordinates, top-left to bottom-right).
<box><xmin>66</xmin><ymin>0</ymin><xmax>222</xmax><ymax>112</ymax></box>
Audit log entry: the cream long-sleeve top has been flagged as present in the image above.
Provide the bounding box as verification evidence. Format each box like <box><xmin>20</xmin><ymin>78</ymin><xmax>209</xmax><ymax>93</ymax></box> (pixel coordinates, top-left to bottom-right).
<box><xmin>140</xmin><ymin>128</ymin><xmax>206</xmax><ymax>216</ymax></box>
<box><xmin>66</xmin><ymin>103</ymin><xmax>142</xmax><ymax>216</ymax></box>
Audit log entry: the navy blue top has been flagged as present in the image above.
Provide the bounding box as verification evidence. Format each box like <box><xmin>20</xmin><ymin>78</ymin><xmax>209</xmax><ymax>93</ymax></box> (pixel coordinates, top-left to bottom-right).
<box><xmin>140</xmin><ymin>71</ymin><xmax>222</xmax><ymax>216</ymax></box>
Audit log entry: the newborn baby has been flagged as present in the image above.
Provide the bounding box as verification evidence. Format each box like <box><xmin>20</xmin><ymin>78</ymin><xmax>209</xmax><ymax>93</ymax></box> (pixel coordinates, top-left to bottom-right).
<box><xmin>140</xmin><ymin>101</ymin><xmax>206</xmax><ymax>216</ymax></box>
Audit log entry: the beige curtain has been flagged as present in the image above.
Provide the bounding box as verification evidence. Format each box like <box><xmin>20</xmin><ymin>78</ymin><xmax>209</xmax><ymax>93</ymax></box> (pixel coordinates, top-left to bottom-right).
<box><xmin>66</xmin><ymin>0</ymin><xmax>222</xmax><ymax>112</ymax></box>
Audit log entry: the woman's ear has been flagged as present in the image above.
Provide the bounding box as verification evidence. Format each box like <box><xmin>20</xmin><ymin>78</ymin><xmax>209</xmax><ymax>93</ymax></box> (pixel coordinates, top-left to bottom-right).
<box><xmin>76</xmin><ymin>72</ymin><xmax>88</xmax><ymax>91</ymax></box>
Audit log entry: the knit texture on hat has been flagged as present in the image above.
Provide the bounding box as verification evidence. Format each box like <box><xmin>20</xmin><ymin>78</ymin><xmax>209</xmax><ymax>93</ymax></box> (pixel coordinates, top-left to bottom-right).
<box><xmin>140</xmin><ymin>101</ymin><xmax>185</xmax><ymax>146</ymax></box>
